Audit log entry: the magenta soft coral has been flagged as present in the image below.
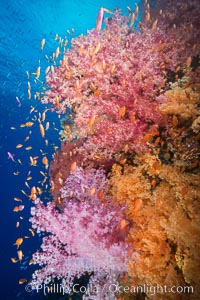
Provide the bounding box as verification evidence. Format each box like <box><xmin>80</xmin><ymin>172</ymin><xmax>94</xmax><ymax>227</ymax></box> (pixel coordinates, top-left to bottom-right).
<box><xmin>30</xmin><ymin>199</ymin><xmax>128</xmax><ymax>288</ymax></box>
<box><xmin>30</xmin><ymin>167</ymin><xmax>128</xmax><ymax>288</ymax></box>
<box><xmin>42</xmin><ymin>10</ymin><xmax>168</xmax><ymax>158</ymax></box>
<box><xmin>60</xmin><ymin>166</ymin><xmax>109</xmax><ymax>203</ymax></box>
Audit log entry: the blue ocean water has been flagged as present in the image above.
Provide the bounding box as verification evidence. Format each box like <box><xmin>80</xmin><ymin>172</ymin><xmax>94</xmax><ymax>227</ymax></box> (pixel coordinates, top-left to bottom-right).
<box><xmin>0</xmin><ymin>1</ymin><xmax>141</xmax><ymax>299</ymax></box>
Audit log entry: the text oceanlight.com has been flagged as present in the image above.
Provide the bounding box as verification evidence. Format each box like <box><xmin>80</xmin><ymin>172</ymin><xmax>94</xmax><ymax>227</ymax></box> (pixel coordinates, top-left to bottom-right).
<box><xmin>25</xmin><ymin>282</ymin><xmax>194</xmax><ymax>296</ymax></box>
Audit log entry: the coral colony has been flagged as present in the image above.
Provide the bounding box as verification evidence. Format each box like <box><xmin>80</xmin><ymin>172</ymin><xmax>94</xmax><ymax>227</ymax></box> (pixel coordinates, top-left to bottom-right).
<box><xmin>29</xmin><ymin>1</ymin><xmax>200</xmax><ymax>299</ymax></box>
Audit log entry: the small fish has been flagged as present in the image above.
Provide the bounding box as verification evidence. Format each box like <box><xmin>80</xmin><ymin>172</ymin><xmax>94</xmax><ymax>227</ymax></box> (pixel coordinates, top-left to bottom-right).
<box><xmin>102</xmin><ymin>7</ymin><xmax>113</xmax><ymax>14</ymax></box>
<box><xmin>110</xmin><ymin>64</ymin><xmax>115</xmax><ymax>74</ymax></box>
<box><xmin>25</xmin><ymin>181</ymin><xmax>30</xmax><ymax>189</ymax></box>
<box><xmin>13</xmin><ymin>171</ymin><xmax>20</xmax><ymax>175</ymax></box>
<box><xmin>89</xmin><ymin>187</ymin><xmax>96</xmax><ymax>196</ymax></box>
<box><xmin>8</xmin><ymin>152</ymin><xmax>16</xmax><ymax>162</ymax></box>
<box><xmin>45</xmin><ymin>66</ymin><xmax>50</xmax><ymax>74</ymax></box>
<box><xmin>28</xmin><ymin>89</ymin><xmax>31</xmax><ymax>100</ymax></box>
<box><xmin>42</xmin><ymin>156</ymin><xmax>49</xmax><ymax>169</ymax></box>
<box><xmin>17</xmin><ymin>250</ymin><xmax>24</xmax><ymax>262</ymax></box>
<box><xmin>33</xmin><ymin>155</ymin><xmax>39</xmax><ymax>159</ymax></box>
<box><xmin>120</xmin><ymin>219</ymin><xmax>127</xmax><ymax>229</ymax></box>
<box><xmin>29</xmin><ymin>228</ymin><xmax>35</xmax><ymax>236</ymax></box>
<box><xmin>135</xmin><ymin>4</ymin><xmax>139</xmax><ymax>17</ymax></box>
<box><xmin>16</xmin><ymin>96</ymin><xmax>21</xmax><ymax>107</ymax></box>
<box><xmin>30</xmin><ymin>106</ymin><xmax>35</xmax><ymax>114</ymax></box>
<box><xmin>32</xmin><ymin>66</ymin><xmax>41</xmax><ymax>79</ymax></box>
<box><xmin>133</xmin><ymin>198</ymin><xmax>142</xmax><ymax>213</ymax></box>
<box><xmin>24</xmin><ymin>136</ymin><xmax>30</xmax><ymax>142</ymax></box>
<box><xmin>14</xmin><ymin>197</ymin><xmax>22</xmax><ymax>202</ymax></box>
<box><xmin>39</xmin><ymin>123</ymin><xmax>45</xmax><ymax>138</ymax></box>
<box><xmin>152</xmin><ymin>19</ymin><xmax>158</xmax><ymax>30</ymax></box>
<box><xmin>93</xmin><ymin>7</ymin><xmax>104</xmax><ymax>34</ymax></box>
<box><xmin>29</xmin><ymin>258</ymin><xmax>34</xmax><ymax>265</ymax></box>
<box><xmin>127</xmin><ymin>6</ymin><xmax>132</xmax><ymax>14</ymax></box>
<box><xmin>91</xmin><ymin>43</ymin><xmax>101</xmax><ymax>55</ymax></box>
<box><xmin>97</xmin><ymin>189</ymin><xmax>104</xmax><ymax>201</ymax></box>
<box><xmin>16</xmin><ymin>144</ymin><xmax>23</xmax><ymax>148</ymax></box>
<box><xmin>45</xmin><ymin>122</ymin><xmax>50</xmax><ymax>130</ymax></box>
<box><xmin>151</xmin><ymin>179</ymin><xmax>157</xmax><ymax>188</ymax></box>
<box><xmin>18</xmin><ymin>278</ymin><xmax>27</xmax><ymax>285</ymax></box>
<box><xmin>50</xmin><ymin>180</ymin><xmax>55</xmax><ymax>191</ymax></box>
<box><xmin>29</xmin><ymin>186</ymin><xmax>37</xmax><ymax>201</ymax></box>
<box><xmin>118</xmin><ymin>106</ymin><xmax>126</xmax><ymax>118</ymax></box>
<box><xmin>36</xmin><ymin>187</ymin><xmax>42</xmax><ymax>195</ymax></box>
<box><xmin>25</xmin><ymin>146</ymin><xmax>32</xmax><ymax>151</ymax></box>
<box><xmin>70</xmin><ymin>161</ymin><xmax>77</xmax><ymax>172</ymax></box>
<box><xmin>21</xmin><ymin>189</ymin><xmax>29</xmax><ymax>197</ymax></box>
<box><xmin>55</xmin><ymin>47</ymin><xmax>60</xmax><ymax>59</ymax></box>
<box><xmin>88</xmin><ymin>116</ymin><xmax>96</xmax><ymax>127</ymax></box>
<box><xmin>20</xmin><ymin>121</ymin><xmax>34</xmax><ymax>128</ymax></box>
<box><xmin>145</xmin><ymin>11</ymin><xmax>150</xmax><ymax>23</ymax></box>
<box><xmin>29</xmin><ymin>156</ymin><xmax>37</xmax><ymax>166</ymax></box>
<box><xmin>13</xmin><ymin>205</ymin><xmax>24</xmax><ymax>212</ymax></box>
<box><xmin>26</xmin><ymin>70</ymin><xmax>30</xmax><ymax>79</ymax></box>
<box><xmin>40</xmin><ymin>171</ymin><xmax>46</xmax><ymax>177</ymax></box>
<box><xmin>51</xmin><ymin>65</ymin><xmax>56</xmax><ymax>80</ymax></box>
<box><xmin>16</xmin><ymin>221</ymin><xmax>20</xmax><ymax>228</ymax></box>
<box><xmin>64</xmin><ymin>39</ymin><xmax>68</xmax><ymax>47</ymax></box>
<box><xmin>130</xmin><ymin>13</ymin><xmax>135</xmax><ymax>27</ymax></box>
<box><xmin>11</xmin><ymin>257</ymin><xmax>18</xmax><ymax>263</ymax></box>
<box><xmin>123</xmin><ymin>144</ymin><xmax>129</xmax><ymax>153</ymax></box>
<box><xmin>41</xmin><ymin>111</ymin><xmax>46</xmax><ymax>122</ymax></box>
<box><xmin>10</xmin><ymin>126</ymin><xmax>16</xmax><ymax>130</ymax></box>
<box><xmin>40</xmin><ymin>38</ymin><xmax>45</xmax><ymax>50</ymax></box>
<box><xmin>14</xmin><ymin>238</ymin><xmax>23</xmax><ymax>249</ymax></box>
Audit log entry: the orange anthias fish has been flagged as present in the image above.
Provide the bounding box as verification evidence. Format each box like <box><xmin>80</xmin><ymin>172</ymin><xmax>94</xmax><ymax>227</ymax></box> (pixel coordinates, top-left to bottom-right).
<box><xmin>130</xmin><ymin>13</ymin><xmax>135</xmax><ymax>27</ymax></box>
<box><xmin>17</xmin><ymin>250</ymin><xmax>24</xmax><ymax>262</ymax></box>
<box><xmin>39</xmin><ymin>123</ymin><xmax>45</xmax><ymax>138</ymax></box>
<box><xmin>70</xmin><ymin>161</ymin><xmax>77</xmax><ymax>172</ymax></box>
<box><xmin>93</xmin><ymin>7</ymin><xmax>113</xmax><ymax>34</ymax></box>
<box><xmin>29</xmin><ymin>228</ymin><xmax>35</xmax><ymax>236</ymax></box>
<box><xmin>120</xmin><ymin>219</ymin><xmax>127</xmax><ymax>229</ymax></box>
<box><xmin>14</xmin><ymin>237</ymin><xmax>23</xmax><ymax>249</ymax></box>
<box><xmin>29</xmin><ymin>186</ymin><xmax>37</xmax><ymax>200</ymax></box>
<box><xmin>19</xmin><ymin>278</ymin><xmax>27</xmax><ymax>284</ymax></box>
<box><xmin>13</xmin><ymin>205</ymin><xmax>25</xmax><ymax>212</ymax></box>
<box><xmin>89</xmin><ymin>187</ymin><xmax>96</xmax><ymax>196</ymax></box>
<box><xmin>40</xmin><ymin>38</ymin><xmax>45</xmax><ymax>50</ymax></box>
<box><xmin>42</xmin><ymin>156</ymin><xmax>49</xmax><ymax>169</ymax></box>
<box><xmin>11</xmin><ymin>257</ymin><xmax>18</xmax><ymax>263</ymax></box>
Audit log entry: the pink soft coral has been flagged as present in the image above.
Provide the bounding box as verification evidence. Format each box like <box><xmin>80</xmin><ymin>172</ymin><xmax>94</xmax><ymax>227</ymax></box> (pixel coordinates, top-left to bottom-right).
<box><xmin>30</xmin><ymin>166</ymin><xmax>128</xmax><ymax>290</ymax></box>
<box><xmin>30</xmin><ymin>198</ymin><xmax>127</xmax><ymax>288</ymax></box>
<box><xmin>42</xmin><ymin>9</ymin><xmax>167</xmax><ymax>158</ymax></box>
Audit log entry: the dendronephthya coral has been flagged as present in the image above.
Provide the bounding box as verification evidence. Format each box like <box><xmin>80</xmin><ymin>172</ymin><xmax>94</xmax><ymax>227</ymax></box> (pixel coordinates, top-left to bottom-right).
<box><xmin>29</xmin><ymin>1</ymin><xmax>200</xmax><ymax>299</ymax></box>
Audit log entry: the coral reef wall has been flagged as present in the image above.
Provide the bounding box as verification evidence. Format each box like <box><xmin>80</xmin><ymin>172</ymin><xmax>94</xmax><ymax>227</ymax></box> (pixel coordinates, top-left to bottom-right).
<box><xmin>29</xmin><ymin>1</ymin><xmax>200</xmax><ymax>299</ymax></box>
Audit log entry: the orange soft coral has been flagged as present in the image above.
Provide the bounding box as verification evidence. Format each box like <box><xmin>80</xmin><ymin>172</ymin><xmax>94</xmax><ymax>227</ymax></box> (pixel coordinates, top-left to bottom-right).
<box><xmin>110</xmin><ymin>153</ymin><xmax>200</xmax><ymax>299</ymax></box>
